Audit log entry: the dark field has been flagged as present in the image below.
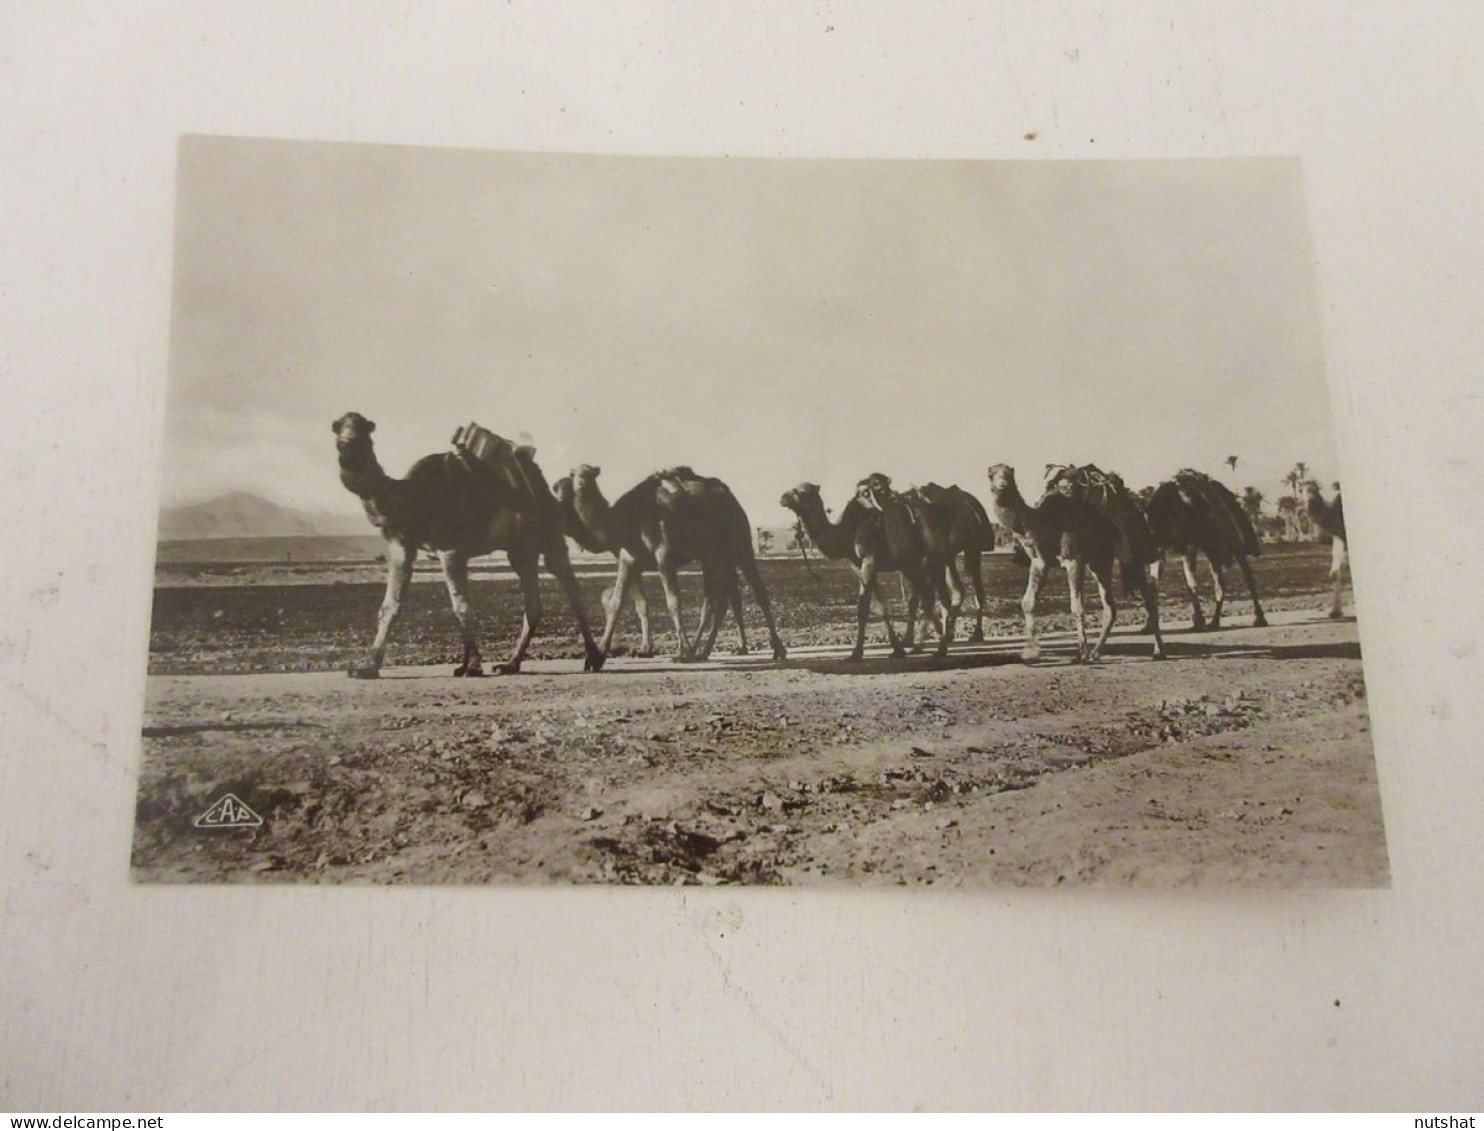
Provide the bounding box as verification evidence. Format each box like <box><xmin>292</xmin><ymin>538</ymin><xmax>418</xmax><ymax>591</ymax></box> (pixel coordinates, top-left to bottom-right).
<box><xmin>148</xmin><ymin>542</ymin><xmax>1344</xmax><ymax>675</ymax></box>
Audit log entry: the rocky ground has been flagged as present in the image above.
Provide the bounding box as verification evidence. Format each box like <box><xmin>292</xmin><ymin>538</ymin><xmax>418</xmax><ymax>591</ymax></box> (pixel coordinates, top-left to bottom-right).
<box><xmin>132</xmin><ymin>605</ymin><xmax>1387</xmax><ymax>888</ymax></box>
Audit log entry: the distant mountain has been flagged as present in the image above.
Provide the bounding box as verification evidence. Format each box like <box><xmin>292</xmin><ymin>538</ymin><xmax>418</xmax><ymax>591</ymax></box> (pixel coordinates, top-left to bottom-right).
<box><xmin>159</xmin><ymin>491</ymin><xmax>366</xmax><ymax>540</ymax></box>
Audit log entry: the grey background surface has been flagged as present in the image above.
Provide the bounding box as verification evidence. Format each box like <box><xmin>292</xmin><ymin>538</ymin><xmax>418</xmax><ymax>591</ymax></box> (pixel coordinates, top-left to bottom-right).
<box><xmin>2</xmin><ymin>2</ymin><xmax>1480</xmax><ymax>1110</ymax></box>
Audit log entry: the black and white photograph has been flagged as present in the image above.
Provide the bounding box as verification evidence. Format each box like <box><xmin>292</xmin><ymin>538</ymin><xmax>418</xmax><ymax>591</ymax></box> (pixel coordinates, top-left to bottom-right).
<box><xmin>133</xmin><ymin>137</ymin><xmax>1386</xmax><ymax>887</ymax></box>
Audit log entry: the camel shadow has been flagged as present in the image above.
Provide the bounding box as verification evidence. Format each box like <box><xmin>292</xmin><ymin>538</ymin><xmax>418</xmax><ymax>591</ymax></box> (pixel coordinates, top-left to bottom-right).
<box><xmin>609</xmin><ymin>655</ymin><xmax>794</xmax><ymax>676</ymax></box>
<box><xmin>1097</xmin><ymin>638</ymin><xmax>1362</xmax><ymax>662</ymax></box>
<box><xmin>142</xmin><ymin>721</ymin><xmax>324</xmax><ymax>738</ymax></box>
<box><xmin>787</xmin><ymin>649</ymin><xmax>1025</xmax><ymax>676</ymax></box>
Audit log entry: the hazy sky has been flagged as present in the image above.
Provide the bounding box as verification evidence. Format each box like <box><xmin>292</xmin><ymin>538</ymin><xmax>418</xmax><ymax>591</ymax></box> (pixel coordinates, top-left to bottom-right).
<box><xmin>163</xmin><ymin>136</ymin><xmax>1338</xmax><ymax>528</ymax></box>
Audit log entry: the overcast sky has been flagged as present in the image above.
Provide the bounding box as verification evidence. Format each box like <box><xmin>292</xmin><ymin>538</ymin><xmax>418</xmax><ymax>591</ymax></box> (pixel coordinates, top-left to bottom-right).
<box><xmin>163</xmin><ymin>136</ymin><xmax>1338</xmax><ymax>528</ymax></box>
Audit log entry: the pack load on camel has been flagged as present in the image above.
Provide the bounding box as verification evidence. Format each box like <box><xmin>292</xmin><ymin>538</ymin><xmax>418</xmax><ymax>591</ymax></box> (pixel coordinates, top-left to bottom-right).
<box><xmin>1042</xmin><ymin>463</ymin><xmax>1162</xmax><ymax>574</ymax></box>
<box><xmin>450</xmin><ymin>421</ymin><xmax>547</xmax><ymax>513</ymax></box>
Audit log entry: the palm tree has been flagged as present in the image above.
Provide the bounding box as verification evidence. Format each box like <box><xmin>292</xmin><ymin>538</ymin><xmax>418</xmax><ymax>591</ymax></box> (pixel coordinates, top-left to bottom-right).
<box><xmin>1225</xmin><ymin>455</ymin><xmax>1239</xmax><ymax>474</ymax></box>
<box><xmin>1241</xmin><ymin>485</ymin><xmax>1264</xmax><ymax>523</ymax></box>
<box><xmin>1287</xmin><ymin>462</ymin><xmax>1312</xmax><ymax>537</ymax></box>
<box><xmin>1276</xmin><ymin>494</ymin><xmax>1299</xmax><ymax>541</ymax></box>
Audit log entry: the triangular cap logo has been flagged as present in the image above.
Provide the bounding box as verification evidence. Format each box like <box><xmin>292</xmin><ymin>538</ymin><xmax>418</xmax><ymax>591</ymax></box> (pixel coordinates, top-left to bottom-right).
<box><xmin>193</xmin><ymin>793</ymin><xmax>264</xmax><ymax>828</ymax></box>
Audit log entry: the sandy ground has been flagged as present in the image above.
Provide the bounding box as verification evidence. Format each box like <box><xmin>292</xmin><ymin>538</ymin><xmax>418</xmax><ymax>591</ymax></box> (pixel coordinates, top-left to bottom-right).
<box><xmin>132</xmin><ymin>607</ymin><xmax>1386</xmax><ymax>887</ymax></box>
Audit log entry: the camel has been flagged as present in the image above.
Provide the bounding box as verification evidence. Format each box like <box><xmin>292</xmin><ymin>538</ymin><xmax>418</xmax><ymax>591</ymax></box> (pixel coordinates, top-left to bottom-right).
<box><xmin>554</xmin><ymin>464</ymin><xmax>786</xmax><ymax>662</ymax></box>
<box><xmin>853</xmin><ymin>474</ymin><xmax>968</xmax><ymax>656</ymax></box>
<box><xmin>554</xmin><ymin>464</ymin><xmax>753</xmax><ymax>659</ymax></box>
<box><xmin>1143</xmin><ymin>468</ymin><xmax>1268</xmax><ymax>630</ymax></box>
<box><xmin>332</xmin><ymin>412</ymin><xmax>605</xmax><ymax>678</ymax></box>
<box><xmin>913</xmin><ymin>483</ymin><xmax>996</xmax><ymax>643</ymax></box>
<box><xmin>1041</xmin><ymin>463</ymin><xmax>1165</xmax><ymax>659</ymax></box>
<box><xmin>985</xmin><ymin>463</ymin><xmax>1126</xmax><ymax>663</ymax></box>
<box><xmin>1305</xmin><ymin>480</ymin><xmax>1348</xmax><ymax>618</ymax></box>
<box><xmin>780</xmin><ymin>480</ymin><xmax>940</xmax><ymax>662</ymax></box>
<box><xmin>554</xmin><ymin>466</ymin><xmax>661</xmax><ymax>656</ymax></box>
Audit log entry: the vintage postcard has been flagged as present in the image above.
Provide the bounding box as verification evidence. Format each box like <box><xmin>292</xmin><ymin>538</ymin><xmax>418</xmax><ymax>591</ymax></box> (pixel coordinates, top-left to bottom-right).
<box><xmin>133</xmin><ymin>136</ymin><xmax>1386</xmax><ymax>885</ymax></box>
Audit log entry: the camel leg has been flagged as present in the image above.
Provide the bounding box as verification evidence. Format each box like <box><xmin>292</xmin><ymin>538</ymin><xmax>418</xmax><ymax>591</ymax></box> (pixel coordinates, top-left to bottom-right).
<box><xmin>691</xmin><ymin>567</ymin><xmax>729</xmax><ymax>662</ymax></box>
<box><xmin>632</xmin><ymin>579</ymin><xmax>655</xmax><ymax>656</ymax></box>
<box><xmin>1020</xmin><ymin>555</ymin><xmax>1046</xmax><ymax>662</ymax></box>
<box><xmin>601</xmin><ymin>578</ymin><xmax>648</xmax><ymax>655</ymax></box>
<box><xmin>352</xmin><ymin>539</ymin><xmax>415</xmax><ymax>678</ymax></box>
<box><xmin>852</xmin><ymin>558</ymin><xmax>904</xmax><ymax>661</ymax></box>
<box><xmin>1328</xmin><ymin>538</ymin><xmax>1347</xmax><ymax>618</ymax></box>
<box><xmin>693</xmin><ymin>596</ymin><xmax>720</xmax><ymax>661</ymax></box>
<box><xmin>438</xmin><ymin>549</ymin><xmax>484</xmax><ymax>677</ymax></box>
<box><xmin>1208</xmin><ymin>560</ymin><xmax>1227</xmax><ymax>629</ymax></box>
<box><xmin>729</xmin><ymin>583</ymin><xmax>751</xmax><ymax>655</ymax></box>
<box><xmin>1181</xmin><ymin>551</ymin><xmax>1207</xmax><ymax>631</ymax></box>
<box><xmin>690</xmin><ymin>588</ymin><xmax>717</xmax><ymax>661</ymax></box>
<box><xmin>545</xmin><ymin>544</ymin><xmax>606</xmax><ymax>672</ymax></box>
<box><xmin>1064</xmin><ymin>556</ymin><xmax>1089</xmax><ymax>662</ymax></box>
<box><xmin>1235</xmin><ymin>553</ymin><xmax>1268</xmax><ymax>627</ymax></box>
<box><xmin>656</xmin><ymin>546</ymin><xmax>696</xmax><ymax>662</ymax></box>
<box><xmin>901</xmin><ymin>575</ymin><xmax>922</xmax><ymax>652</ymax></box>
<box><xmin>932</xmin><ymin>563</ymin><xmax>958</xmax><ymax>658</ymax></box>
<box><xmin>497</xmin><ymin>549</ymin><xmax>542</xmax><ymax>674</ymax></box>
<box><xmin>1087</xmin><ymin>559</ymin><xmax>1118</xmax><ymax>663</ymax></box>
<box><xmin>737</xmin><ymin>556</ymin><xmax>788</xmax><ymax>661</ymax></box>
<box><xmin>965</xmin><ymin>550</ymin><xmax>987</xmax><ymax>643</ymax></box>
<box><xmin>599</xmin><ymin>555</ymin><xmax>639</xmax><ymax>655</ymax></box>
<box><xmin>877</xmin><ymin>574</ymin><xmax>908</xmax><ymax>660</ymax></box>
<box><xmin>1140</xmin><ymin>570</ymin><xmax>1165</xmax><ymax>659</ymax></box>
<box><xmin>849</xmin><ymin>562</ymin><xmax>875</xmax><ymax>662</ymax></box>
<box><xmin>1141</xmin><ymin>559</ymin><xmax>1162</xmax><ymax>634</ymax></box>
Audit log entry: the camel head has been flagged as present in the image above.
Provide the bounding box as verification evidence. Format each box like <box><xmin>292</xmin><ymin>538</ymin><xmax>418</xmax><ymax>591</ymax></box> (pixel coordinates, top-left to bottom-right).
<box><xmin>573</xmin><ymin>464</ymin><xmax>601</xmax><ymax>487</ymax></box>
<box><xmin>1144</xmin><ymin>481</ymin><xmax>1187</xmax><ymax>545</ymax></box>
<box><xmin>855</xmin><ymin>472</ymin><xmax>894</xmax><ymax>512</ymax></box>
<box><xmin>555</xmin><ymin>465</ymin><xmax>611</xmax><ymax>552</ymax></box>
<box><xmin>556</xmin><ymin>464</ymin><xmax>602</xmax><ymax>506</ymax></box>
<box><xmin>779</xmin><ymin>483</ymin><xmax>822</xmax><ymax>515</ymax></box>
<box><xmin>332</xmin><ymin>412</ymin><xmax>376</xmax><ymax>453</ymax></box>
<box><xmin>986</xmin><ymin>463</ymin><xmax>1018</xmax><ymax>497</ymax></box>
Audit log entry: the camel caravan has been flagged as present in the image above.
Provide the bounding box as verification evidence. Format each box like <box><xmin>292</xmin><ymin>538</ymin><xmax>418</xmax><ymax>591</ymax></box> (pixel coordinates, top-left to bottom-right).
<box><xmin>334</xmin><ymin>412</ymin><xmax>1345</xmax><ymax>677</ymax></box>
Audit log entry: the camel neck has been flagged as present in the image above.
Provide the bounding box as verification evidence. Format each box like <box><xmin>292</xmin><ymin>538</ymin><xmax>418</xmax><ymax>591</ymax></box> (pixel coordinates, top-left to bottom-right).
<box><xmin>571</xmin><ymin>487</ymin><xmax>615</xmax><ymax>552</ymax></box>
<box><xmin>989</xmin><ymin>484</ymin><xmax>1032</xmax><ymax>537</ymax></box>
<box><xmin>1307</xmin><ymin>493</ymin><xmax>1341</xmax><ymax>536</ymax></box>
<box><xmin>339</xmin><ymin>445</ymin><xmax>392</xmax><ymax>500</ymax></box>
<box><xmin>795</xmin><ymin>497</ymin><xmax>856</xmax><ymax>559</ymax></box>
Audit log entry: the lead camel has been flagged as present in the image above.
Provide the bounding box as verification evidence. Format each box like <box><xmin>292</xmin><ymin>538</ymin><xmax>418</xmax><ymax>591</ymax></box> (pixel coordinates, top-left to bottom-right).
<box><xmin>333</xmin><ymin>412</ymin><xmax>605</xmax><ymax>677</ymax></box>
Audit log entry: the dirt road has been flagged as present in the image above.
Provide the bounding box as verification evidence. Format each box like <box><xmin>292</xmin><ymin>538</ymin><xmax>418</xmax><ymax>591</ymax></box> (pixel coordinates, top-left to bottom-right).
<box><xmin>132</xmin><ymin>607</ymin><xmax>1386</xmax><ymax>887</ymax></box>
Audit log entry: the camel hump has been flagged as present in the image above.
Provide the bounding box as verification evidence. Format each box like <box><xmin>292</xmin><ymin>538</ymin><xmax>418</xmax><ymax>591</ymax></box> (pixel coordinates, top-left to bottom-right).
<box><xmin>1174</xmin><ymin>469</ymin><xmax>1261</xmax><ymax>558</ymax></box>
<box><xmin>949</xmin><ymin>485</ymin><xmax>994</xmax><ymax>533</ymax></box>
